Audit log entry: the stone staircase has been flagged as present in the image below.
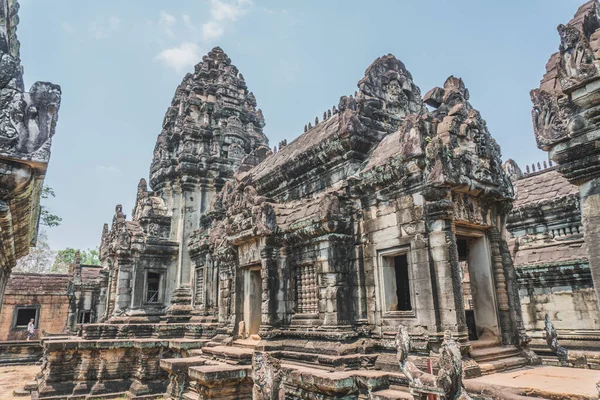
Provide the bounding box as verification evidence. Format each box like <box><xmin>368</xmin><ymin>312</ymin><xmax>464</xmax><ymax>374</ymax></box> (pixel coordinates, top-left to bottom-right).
<box><xmin>470</xmin><ymin>337</ymin><xmax>528</xmax><ymax>375</ymax></box>
<box><xmin>161</xmin><ymin>340</ymin><xmax>256</xmax><ymax>399</ymax></box>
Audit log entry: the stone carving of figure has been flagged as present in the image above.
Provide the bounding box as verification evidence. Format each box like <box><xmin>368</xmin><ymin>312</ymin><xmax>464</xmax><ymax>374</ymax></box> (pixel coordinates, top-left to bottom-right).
<box><xmin>252</xmin><ymin>351</ymin><xmax>283</xmax><ymax>400</ymax></box>
<box><xmin>396</xmin><ymin>325</ymin><xmax>472</xmax><ymax>400</ymax></box>
<box><xmin>210</xmin><ymin>140</ymin><xmax>220</xmax><ymax>157</ymax></box>
<box><xmin>0</xmin><ymin>13</ymin><xmax>61</xmax><ymax>162</ymax></box>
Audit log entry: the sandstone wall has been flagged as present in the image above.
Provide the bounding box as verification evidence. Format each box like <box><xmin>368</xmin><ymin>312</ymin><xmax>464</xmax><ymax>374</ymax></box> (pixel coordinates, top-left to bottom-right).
<box><xmin>0</xmin><ymin>273</ymin><xmax>70</xmax><ymax>341</ymax></box>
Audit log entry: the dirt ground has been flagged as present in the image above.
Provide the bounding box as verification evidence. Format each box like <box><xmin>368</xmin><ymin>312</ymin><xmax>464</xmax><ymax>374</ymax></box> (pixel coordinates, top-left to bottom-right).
<box><xmin>0</xmin><ymin>364</ymin><xmax>39</xmax><ymax>400</ymax></box>
<box><xmin>468</xmin><ymin>365</ymin><xmax>600</xmax><ymax>399</ymax></box>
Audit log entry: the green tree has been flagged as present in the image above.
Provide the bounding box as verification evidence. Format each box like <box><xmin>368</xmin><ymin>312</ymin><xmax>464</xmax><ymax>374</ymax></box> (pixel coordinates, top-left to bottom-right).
<box><xmin>39</xmin><ymin>185</ymin><xmax>62</xmax><ymax>228</ymax></box>
<box><xmin>51</xmin><ymin>247</ymin><xmax>101</xmax><ymax>272</ymax></box>
<box><xmin>14</xmin><ymin>185</ymin><xmax>62</xmax><ymax>273</ymax></box>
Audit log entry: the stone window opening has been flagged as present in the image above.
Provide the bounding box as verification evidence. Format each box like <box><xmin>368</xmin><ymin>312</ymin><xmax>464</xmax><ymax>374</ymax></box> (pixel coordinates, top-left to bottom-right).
<box><xmin>78</xmin><ymin>310</ymin><xmax>93</xmax><ymax>324</ymax></box>
<box><xmin>12</xmin><ymin>306</ymin><xmax>39</xmax><ymax>330</ymax></box>
<box><xmin>377</xmin><ymin>248</ymin><xmax>415</xmax><ymax>317</ymax></box>
<box><xmin>294</xmin><ymin>264</ymin><xmax>317</xmax><ymax>315</ymax></box>
<box><xmin>145</xmin><ymin>272</ymin><xmax>163</xmax><ymax>304</ymax></box>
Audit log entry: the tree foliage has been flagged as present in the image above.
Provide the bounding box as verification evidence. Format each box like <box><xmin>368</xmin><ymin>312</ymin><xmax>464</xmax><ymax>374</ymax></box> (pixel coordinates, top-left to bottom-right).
<box><xmin>53</xmin><ymin>247</ymin><xmax>101</xmax><ymax>271</ymax></box>
<box><xmin>40</xmin><ymin>185</ymin><xmax>62</xmax><ymax>228</ymax></box>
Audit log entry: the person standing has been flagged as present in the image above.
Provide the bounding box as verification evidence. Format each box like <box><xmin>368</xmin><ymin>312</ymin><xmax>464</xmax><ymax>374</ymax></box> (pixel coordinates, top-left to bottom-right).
<box><xmin>27</xmin><ymin>318</ymin><xmax>35</xmax><ymax>341</ymax></box>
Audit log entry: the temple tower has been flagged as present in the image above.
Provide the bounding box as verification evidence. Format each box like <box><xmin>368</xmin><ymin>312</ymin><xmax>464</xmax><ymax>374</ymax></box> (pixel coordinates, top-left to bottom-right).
<box><xmin>149</xmin><ymin>47</ymin><xmax>268</xmax><ymax>307</ymax></box>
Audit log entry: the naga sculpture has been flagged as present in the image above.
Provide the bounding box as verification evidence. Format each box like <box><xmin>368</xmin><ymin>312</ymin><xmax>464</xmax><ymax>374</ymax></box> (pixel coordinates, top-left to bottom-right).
<box><xmin>544</xmin><ymin>314</ymin><xmax>569</xmax><ymax>362</ymax></box>
<box><xmin>0</xmin><ymin>0</ymin><xmax>61</xmax><ymax>307</ymax></box>
<box><xmin>395</xmin><ymin>325</ymin><xmax>472</xmax><ymax>400</ymax></box>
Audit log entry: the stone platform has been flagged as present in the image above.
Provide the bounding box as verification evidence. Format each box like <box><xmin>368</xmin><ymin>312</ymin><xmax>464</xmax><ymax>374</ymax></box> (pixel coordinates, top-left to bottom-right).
<box><xmin>466</xmin><ymin>366</ymin><xmax>600</xmax><ymax>400</ymax></box>
<box><xmin>0</xmin><ymin>341</ymin><xmax>43</xmax><ymax>366</ymax></box>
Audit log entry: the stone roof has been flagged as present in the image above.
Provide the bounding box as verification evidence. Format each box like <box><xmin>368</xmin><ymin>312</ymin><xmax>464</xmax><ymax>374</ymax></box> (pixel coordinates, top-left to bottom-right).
<box><xmin>81</xmin><ymin>265</ymin><xmax>102</xmax><ymax>282</ymax></box>
<box><xmin>5</xmin><ymin>273</ymin><xmax>70</xmax><ymax>296</ymax></box>
<box><xmin>249</xmin><ymin>114</ymin><xmax>341</xmax><ymax>182</ymax></box>
<box><xmin>513</xmin><ymin>168</ymin><xmax>578</xmax><ymax>209</ymax></box>
<box><xmin>513</xmin><ymin>240</ymin><xmax>588</xmax><ymax>267</ymax></box>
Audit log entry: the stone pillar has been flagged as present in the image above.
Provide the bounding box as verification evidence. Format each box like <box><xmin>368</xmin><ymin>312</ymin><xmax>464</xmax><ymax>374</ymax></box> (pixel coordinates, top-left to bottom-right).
<box><xmin>423</xmin><ymin>188</ymin><xmax>466</xmax><ymax>343</ymax></box>
<box><xmin>316</xmin><ymin>235</ymin><xmax>354</xmax><ymax>327</ymax></box>
<box><xmin>487</xmin><ymin>227</ymin><xmax>513</xmax><ymax>344</ymax></box>
<box><xmin>581</xmin><ymin>179</ymin><xmax>600</xmax><ymax>310</ymax></box>
<box><xmin>259</xmin><ymin>244</ymin><xmax>282</xmax><ymax>334</ymax></box>
<box><xmin>114</xmin><ymin>261</ymin><xmax>133</xmax><ymax>315</ymax></box>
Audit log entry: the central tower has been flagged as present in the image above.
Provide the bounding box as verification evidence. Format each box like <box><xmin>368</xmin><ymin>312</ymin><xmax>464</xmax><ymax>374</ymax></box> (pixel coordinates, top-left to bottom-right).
<box><xmin>149</xmin><ymin>47</ymin><xmax>269</xmax><ymax>295</ymax></box>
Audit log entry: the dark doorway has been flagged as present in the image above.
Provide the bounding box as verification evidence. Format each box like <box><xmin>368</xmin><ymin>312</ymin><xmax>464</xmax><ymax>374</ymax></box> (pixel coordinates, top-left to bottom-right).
<box><xmin>394</xmin><ymin>255</ymin><xmax>412</xmax><ymax>311</ymax></box>
<box><xmin>458</xmin><ymin>238</ymin><xmax>478</xmax><ymax>340</ymax></box>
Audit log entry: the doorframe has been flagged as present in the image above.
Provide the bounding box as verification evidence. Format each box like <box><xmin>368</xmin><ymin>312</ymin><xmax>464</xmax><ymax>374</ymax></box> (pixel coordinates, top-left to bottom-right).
<box><xmin>455</xmin><ymin>225</ymin><xmax>501</xmax><ymax>340</ymax></box>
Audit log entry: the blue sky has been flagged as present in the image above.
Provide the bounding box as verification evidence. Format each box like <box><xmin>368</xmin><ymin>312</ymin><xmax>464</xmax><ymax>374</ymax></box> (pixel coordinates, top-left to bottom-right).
<box><xmin>16</xmin><ymin>0</ymin><xmax>581</xmax><ymax>251</ymax></box>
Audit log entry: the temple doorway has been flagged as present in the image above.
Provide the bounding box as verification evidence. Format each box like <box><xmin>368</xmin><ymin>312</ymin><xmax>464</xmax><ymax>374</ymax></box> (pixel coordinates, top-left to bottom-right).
<box><xmin>456</xmin><ymin>233</ymin><xmax>499</xmax><ymax>341</ymax></box>
<box><xmin>242</xmin><ymin>266</ymin><xmax>262</xmax><ymax>337</ymax></box>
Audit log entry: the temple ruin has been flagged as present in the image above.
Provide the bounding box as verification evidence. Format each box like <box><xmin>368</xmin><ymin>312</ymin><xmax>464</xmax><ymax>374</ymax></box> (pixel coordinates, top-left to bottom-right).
<box><xmin>35</xmin><ymin>42</ymin><xmax>539</xmax><ymax>400</ymax></box>
<box><xmin>0</xmin><ymin>0</ymin><xmax>61</xmax><ymax>309</ymax></box>
<box><xmin>0</xmin><ymin>0</ymin><xmax>599</xmax><ymax>399</ymax></box>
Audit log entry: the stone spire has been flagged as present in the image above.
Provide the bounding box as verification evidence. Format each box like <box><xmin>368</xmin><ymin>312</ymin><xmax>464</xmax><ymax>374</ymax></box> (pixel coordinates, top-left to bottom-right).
<box><xmin>149</xmin><ymin>46</ymin><xmax>269</xmax><ymax>193</ymax></box>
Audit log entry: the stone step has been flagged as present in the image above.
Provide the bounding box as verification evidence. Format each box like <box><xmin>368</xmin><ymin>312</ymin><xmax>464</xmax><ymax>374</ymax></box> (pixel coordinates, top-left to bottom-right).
<box><xmin>182</xmin><ymin>391</ymin><xmax>197</xmax><ymax>400</ymax></box>
<box><xmin>199</xmin><ymin>345</ymin><xmax>254</xmax><ymax>364</ymax></box>
<box><xmin>478</xmin><ymin>356</ymin><xmax>528</xmax><ymax>375</ymax></box>
<box><xmin>160</xmin><ymin>355</ymin><xmax>207</xmax><ymax>373</ymax></box>
<box><xmin>371</xmin><ymin>387</ymin><xmax>413</xmax><ymax>400</ymax></box>
<box><xmin>232</xmin><ymin>338</ymin><xmax>261</xmax><ymax>349</ymax></box>
<box><xmin>471</xmin><ymin>345</ymin><xmax>520</xmax><ymax>363</ymax></box>
<box><xmin>470</xmin><ymin>337</ymin><xmax>501</xmax><ymax>350</ymax></box>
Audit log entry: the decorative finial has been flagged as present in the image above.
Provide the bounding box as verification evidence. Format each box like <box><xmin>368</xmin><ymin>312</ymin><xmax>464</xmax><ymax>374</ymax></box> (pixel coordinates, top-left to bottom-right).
<box><xmin>315</xmin><ymin>116</ymin><xmax>319</xmax><ymax>125</ymax></box>
<box><xmin>333</xmin><ymin>106</ymin><xmax>337</xmax><ymax>114</ymax></box>
<box><xmin>526</xmin><ymin>165</ymin><xmax>530</xmax><ymax>174</ymax></box>
<box><xmin>273</xmin><ymin>146</ymin><xmax>277</xmax><ymax>153</ymax></box>
<box><xmin>532</xmin><ymin>163</ymin><xmax>536</xmax><ymax>172</ymax></box>
<box><xmin>537</xmin><ymin>162</ymin><xmax>541</xmax><ymax>171</ymax></box>
<box><xmin>323</xmin><ymin>111</ymin><xmax>327</xmax><ymax>121</ymax></box>
<box><xmin>304</xmin><ymin>124</ymin><xmax>307</xmax><ymax>132</ymax></box>
<box><xmin>327</xmin><ymin>109</ymin><xmax>331</xmax><ymax>118</ymax></box>
<box><xmin>543</xmin><ymin>161</ymin><xmax>547</xmax><ymax>169</ymax></box>
<box><xmin>308</xmin><ymin>122</ymin><xmax>312</xmax><ymax>129</ymax></box>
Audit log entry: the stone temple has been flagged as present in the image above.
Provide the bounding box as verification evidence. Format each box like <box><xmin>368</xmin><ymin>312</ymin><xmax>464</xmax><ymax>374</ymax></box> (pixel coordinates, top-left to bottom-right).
<box><xmin>1</xmin><ymin>1</ymin><xmax>600</xmax><ymax>399</ymax></box>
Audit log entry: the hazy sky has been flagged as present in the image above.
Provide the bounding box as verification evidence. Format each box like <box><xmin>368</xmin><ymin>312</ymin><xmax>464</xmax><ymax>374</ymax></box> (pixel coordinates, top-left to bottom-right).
<box><xmin>16</xmin><ymin>0</ymin><xmax>580</xmax><ymax>251</ymax></box>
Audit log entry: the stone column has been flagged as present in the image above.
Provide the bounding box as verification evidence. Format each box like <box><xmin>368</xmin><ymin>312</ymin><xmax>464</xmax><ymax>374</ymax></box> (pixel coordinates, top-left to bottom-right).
<box><xmin>580</xmin><ymin>180</ymin><xmax>600</xmax><ymax>309</ymax></box>
<box><xmin>114</xmin><ymin>261</ymin><xmax>133</xmax><ymax>316</ymax></box>
<box><xmin>423</xmin><ymin>188</ymin><xmax>466</xmax><ymax>343</ymax></box>
<box><xmin>487</xmin><ymin>227</ymin><xmax>512</xmax><ymax>344</ymax></box>
<box><xmin>317</xmin><ymin>235</ymin><xmax>354</xmax><ymax>327</ymax></box>
<box><xmin>259</xmin><ymin>243</ymin><xmax>283</xmax><ymax>334</ymax></box>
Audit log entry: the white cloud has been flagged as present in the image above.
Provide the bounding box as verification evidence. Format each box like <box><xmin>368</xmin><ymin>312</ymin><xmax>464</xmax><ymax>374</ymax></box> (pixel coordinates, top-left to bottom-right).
<box><xmin>202</xmin><ymin>21</ymin><xmax>224</xmax><ymax>41</ymax></box>
<box><xmin>156</xmin><ymin>42</ymin><xmax>202</xmax><ymax>72</ymax></box>
<box><xmin>108</xmin><ymin>16</ymin><xmax>120</xmax><ymax>29</ymax></box>
<box><xmin>96</xmin><ymin>165</ymin><xmax>122</xmax><ymax>179</ymax></box>
<box><xmin>182</xmin><ymin>14</ymin><xmax>197</xmax><ymax>33</ymax></box>
<box><xmin>159</xmin><ymin>11</ymin><xmax>177</xmax><ymax>37</ymax></box>
<box><xmin>60</xmin><ymin>22</ymin><xmax>75</xmax><ymax>34</ymax></box>
<box><xmin>88</xmin><ymin>16</ymin><xmax>121</xmax><ymax>39</ymax></box>
<box><xmin>155</xmin><ymin>1</ymin><xmax>252</xmax><ymax>72</ymax></box>
<box><xmin>201</xmin><ymin>0</ymin><xmax>253</xmax><ymax>40</ymax></box>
